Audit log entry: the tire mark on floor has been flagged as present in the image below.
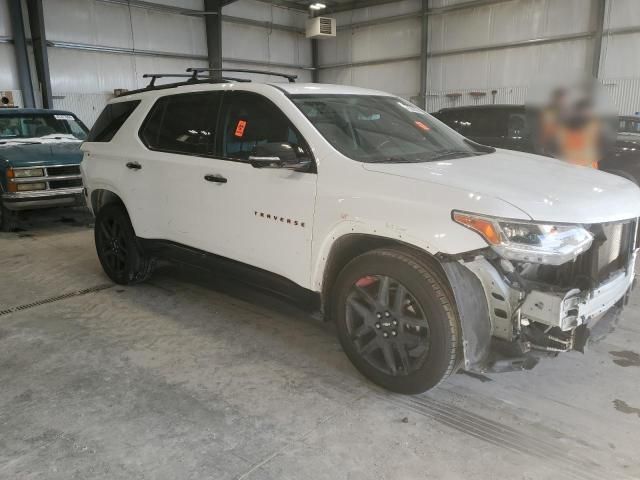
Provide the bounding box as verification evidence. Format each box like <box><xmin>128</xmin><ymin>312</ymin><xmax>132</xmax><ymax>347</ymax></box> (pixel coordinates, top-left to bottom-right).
<box><xmin>0</xmin><ymin>284</ymin><xmax>113</xmax><ymax>317</ymax></box>
<box><xmin>375</xmin><ymin>392</ymin><xmax>620</xmax><ymax>480</ymax></box>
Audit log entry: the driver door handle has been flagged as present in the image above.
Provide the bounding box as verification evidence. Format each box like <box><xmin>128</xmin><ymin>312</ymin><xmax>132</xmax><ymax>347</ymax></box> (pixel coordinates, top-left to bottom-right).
<box><xmin>204</xmin><ymin>174</ymin><xmax>227</xmax><ymax>184</ymax></box>
<box><xmin>126</xmin><ymin>162</ymin><xmax>142</xmax><ymax>170</ymax></box>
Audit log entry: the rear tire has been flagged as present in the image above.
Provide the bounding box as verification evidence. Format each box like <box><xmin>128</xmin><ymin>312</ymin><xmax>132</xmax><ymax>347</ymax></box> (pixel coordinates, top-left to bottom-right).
<box><xmin>0</xmin><ymin>202</ymin><xmax>18</xmax><ymax>232</ymax></box>
<box><xmin>332</xmin><ymin>248</ymin><xmax>460</xmax><ymax>394</ymax></box>
<box><xmin>95</xmin><ymin>203</ymin><xmax>154</xmax><ymax>285</ymax></box>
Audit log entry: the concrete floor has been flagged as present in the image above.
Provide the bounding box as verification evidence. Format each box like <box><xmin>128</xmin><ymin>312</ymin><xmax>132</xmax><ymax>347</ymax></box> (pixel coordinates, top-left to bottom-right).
<box><xmin>1</xmin><ymin>209</ymin><xmax>640</xmax><ymax>480</ymax></box>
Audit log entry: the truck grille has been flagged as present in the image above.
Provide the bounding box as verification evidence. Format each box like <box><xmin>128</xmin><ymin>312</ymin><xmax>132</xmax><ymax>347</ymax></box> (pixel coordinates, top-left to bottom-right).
<box><xmin>49</xmin><ymin>179</ymin><xmax>83</xmax><ymax>189</ymax></box>
<box><xmin>9</xmin><ymin>164</ymin><xmax>83</xmax><ymax>193</ymax></box>
<box><xmin>47</xmin><ymin>165</ymin><xmax>81</xmax><ymax>177</ymax></box>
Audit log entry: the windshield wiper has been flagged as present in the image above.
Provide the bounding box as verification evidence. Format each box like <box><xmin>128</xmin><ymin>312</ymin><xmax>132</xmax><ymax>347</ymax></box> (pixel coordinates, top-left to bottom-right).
<box><xmin>429</xmin><ymin>150</ymin><xmax>479</xmax><ymax>161</ymax></box>
<box><xmin>37</xmin><ymin>133</ymin><xmax>80</xmax><ymax>141</ymax></box>
<box><xmin>0</xmin><ymin>140</ymin><xmax>42</xmax><ymax>145</ymax></box>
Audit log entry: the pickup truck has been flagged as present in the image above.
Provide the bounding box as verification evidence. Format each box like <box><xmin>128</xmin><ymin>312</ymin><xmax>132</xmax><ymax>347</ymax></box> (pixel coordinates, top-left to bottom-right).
<box><xmin>0</xmin><ymin>108</ymin><xmax>88</xmax><ymax>231</ymax></box>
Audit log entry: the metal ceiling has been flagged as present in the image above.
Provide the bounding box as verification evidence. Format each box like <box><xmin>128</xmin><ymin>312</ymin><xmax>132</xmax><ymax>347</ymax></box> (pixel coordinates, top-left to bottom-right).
<box><xmin>254</xmin><ymin>0</ymin><xmax>404</xmax><ymax>14</ymax></box>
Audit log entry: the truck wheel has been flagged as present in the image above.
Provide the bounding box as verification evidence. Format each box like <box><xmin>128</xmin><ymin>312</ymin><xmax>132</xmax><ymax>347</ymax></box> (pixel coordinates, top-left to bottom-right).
<box><xmin>0</xmin><ymin>202</ymin><xmax>18</xmax><ymax>232</ymax></box>
<box><xmin>95</xmin><ymin>203</ymin><xmax>154</xmax><ymax>285</ymax></box>
<box><xmin>332</xmin><ymin>248</ymin><xmax>460</xmax><ymax>394</ymax></box>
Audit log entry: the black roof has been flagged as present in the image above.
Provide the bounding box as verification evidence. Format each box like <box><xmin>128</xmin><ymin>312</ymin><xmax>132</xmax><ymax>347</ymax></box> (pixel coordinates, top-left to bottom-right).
<box><xmin>0</xmin><ymin>108</ymin><xmax>77</xmax><ymax>116</ymax></box>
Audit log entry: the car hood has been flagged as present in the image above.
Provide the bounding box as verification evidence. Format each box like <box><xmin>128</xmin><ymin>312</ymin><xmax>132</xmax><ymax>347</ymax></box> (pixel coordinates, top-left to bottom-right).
<box><xmin>0</xmin><ymin>141</ymin><xmax>83</xmax><ymax>168</ymax></box>
<box><xmin>363</xmin><ymin>149</ymin><xmax>640</xmax><ymax>224</ymax></box>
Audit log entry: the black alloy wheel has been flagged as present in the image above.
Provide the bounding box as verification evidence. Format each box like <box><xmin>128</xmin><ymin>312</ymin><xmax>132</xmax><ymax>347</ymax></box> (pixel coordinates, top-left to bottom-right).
<box><xmin>95</xmin><ymin>204</ymin><xmax>154</xmax><ymax>285</ymax></box>
<box><xmin>345</xmin><ymin>274</ymin><xmax>431</xmax><ymax>376</ymax></box>
<box><xmin>333</xmin><ymin>248</ymin><xmax>460</xmax><ymax>394</ymax></box>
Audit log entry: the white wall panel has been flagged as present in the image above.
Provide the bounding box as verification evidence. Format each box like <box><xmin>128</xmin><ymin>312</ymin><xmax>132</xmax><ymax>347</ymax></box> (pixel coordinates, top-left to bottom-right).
<box><xmin>48</xmin><ymin>48</ymin><xmax>137</xmax><ymax>94</ymax></box>
<box><xmin>222</xmin><ymin>23</ymin><xmax>271</xmax><ymax>62</ymax></box>
<box><xmin>430</xmin><ymin>0</ymin><xmax>478</xmax><ymax>7</ymax></box>
<box><xmin>543</xmin><ymin>0</ymin><xmax>595</xmax><ymax>36</ymax></box>
<box><xmin>318</xmin><ymin>32</ymin><xmax>352</xmax><ymax>66</ymax></box>
<box><xmin>351</xmin><ymin>18</ymin><xmax>421</xmax><ymax>62</ymax></box>
<box><xmin>43</xmin><ymin>0</ymin><xmax>134</xmax><ymax>49</ymax></box>
<box><xmin>429</xmin><ymin>8</ymin><xmax>493</xmax><ymax>52</ymax></box>
<box><xmin>320</xmin><ymin>59</ymin><xmax>420</xmax><ymax>99</ymax></box>
<box><xmin>223</xmin><ymin>0</ymin><xmax>307</xmax><ymax>29</ymax></box>
<box><xmin>222</xmin><ymin>22</ymin><xmax>310</xmax><ymax>67</ymax></box>
<box><xmin>601</xmin><ymin>32</ymin><xmax>640</xmax><ymax>78</ymax></box>
<box><xmin>606</xmin><ymin>0</ymin><xmax>640</xmax><ymax>29</ymax></box>
<box><xmin>0</xmin><ymin>0</ymin><xmax>11</xmax><ymax>37</ymax></box>
<box><xmin>429</xmin><ymin>0</ymin><xmax>595</xmax><ymax>53</ymax></box>
<box><xmin>428</xmin><ymin>37</ymin><xmax>592</xmax><ymax>92</ymax></box>
<box><xmin>152</xmin><ymin>0</ymin><xmax>203</xmax><ymax>10</ymax></box>
<box><xmin>130</xmin><ymin>9</ymin><xmax>206</xmax><ymax>55</ymax></box>
<box><xmin>0</xmin><ymin>43</ymin><xmax>19</xmax><ymax>90</ymax></box>
<box><xmin>332</xmin><ymin>0</ymin><xmax>420</xmax><ymax>26</ymax></box>
<box><xmin>43</xmin><ymin>0</ymin><xmax>206</xmax><ymax>55</ymax></box>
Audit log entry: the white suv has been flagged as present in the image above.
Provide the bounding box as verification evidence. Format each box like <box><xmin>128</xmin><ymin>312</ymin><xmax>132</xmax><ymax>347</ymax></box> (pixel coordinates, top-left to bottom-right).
<box><xmin>81</xmin><ymin>69</ymin><xmax>640</xmax><ymax>394</ymax></box>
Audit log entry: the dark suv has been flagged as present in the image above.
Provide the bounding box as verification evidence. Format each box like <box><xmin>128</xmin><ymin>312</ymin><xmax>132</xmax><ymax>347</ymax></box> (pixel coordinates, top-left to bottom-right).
<box><xmin>432</xmin><ymin>105</ymin><xmax>640</xmax><ymax>184</ymax></box>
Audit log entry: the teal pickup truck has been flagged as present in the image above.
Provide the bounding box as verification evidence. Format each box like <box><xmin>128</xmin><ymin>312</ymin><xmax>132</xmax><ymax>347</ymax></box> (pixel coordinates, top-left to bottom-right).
<box><xmin>0</xmin><ymin>108</ymin><xmax>89</xmax><ymax>231</ymax></box>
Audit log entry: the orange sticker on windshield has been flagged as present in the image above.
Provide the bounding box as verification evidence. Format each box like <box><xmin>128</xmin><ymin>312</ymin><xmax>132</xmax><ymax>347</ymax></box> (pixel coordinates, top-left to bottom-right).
<box><xmin>414</xmin><ymin>121</ymin><xmax>430</xmax><ymax>131</ymax></box>
<box><xmin>235</xmin><ymin>120</ymin><xmax>247</xmax><ymax>137</ymax></box>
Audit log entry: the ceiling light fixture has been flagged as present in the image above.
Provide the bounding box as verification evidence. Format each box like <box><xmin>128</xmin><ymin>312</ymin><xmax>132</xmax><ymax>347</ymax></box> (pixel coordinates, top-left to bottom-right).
<box><xmin>309</xmin><ymin>2</ymin><xmax>326</xmax><ymax>10</ymax></box>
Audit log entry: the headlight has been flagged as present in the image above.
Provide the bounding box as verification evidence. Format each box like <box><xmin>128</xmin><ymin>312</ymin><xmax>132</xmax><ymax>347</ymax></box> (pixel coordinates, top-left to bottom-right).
<box><xmin>17</xmin><ymin>182</ymin><xmax>46</xmax><ymax>191</ymax></box>
<box><xmin>14</xmin><ymin>168</ymin><xmax>44</xmax><ymax>178</ymax></box>
<box><xmin>453</xmin><ymin>211</ymin><xmax>593</xmax><ymax>265</ymax></box>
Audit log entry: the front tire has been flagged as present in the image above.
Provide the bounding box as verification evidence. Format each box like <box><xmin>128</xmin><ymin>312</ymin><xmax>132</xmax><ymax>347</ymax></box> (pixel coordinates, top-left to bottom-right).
<box><xmin>95</xmin><ymin>203</ymin><xmax>154</xmax><ymax>285</ymax></box>
<box><xmin>332</xmin><ymin>248</ymin><xmax>460</xmax><ymax>394</ymax></box>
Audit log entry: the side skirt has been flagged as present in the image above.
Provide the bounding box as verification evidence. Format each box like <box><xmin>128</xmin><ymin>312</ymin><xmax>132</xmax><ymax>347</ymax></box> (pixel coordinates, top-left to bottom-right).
<box><xmin>138</xmin><ymin>238</ymin><xmax>322</xmax><ymax>313</ymax></box>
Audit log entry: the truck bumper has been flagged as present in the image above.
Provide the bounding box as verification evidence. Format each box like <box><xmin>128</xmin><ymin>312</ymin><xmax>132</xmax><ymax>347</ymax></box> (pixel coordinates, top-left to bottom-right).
<box><xmin>2</xmin><ymin>187</ymin><xmax>85</xmax><ymax>211</ymax></box>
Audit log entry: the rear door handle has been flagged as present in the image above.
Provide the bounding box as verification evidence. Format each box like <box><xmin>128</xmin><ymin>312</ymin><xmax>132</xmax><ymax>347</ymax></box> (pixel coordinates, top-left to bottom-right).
<box><xmin>204</xmin><ymin>174</ymin><xmax>227</xmax><ymax>184</ymax></box>
<box><xmin>126</xmin><ymin>162</ymin><xmax>142</xmax><ymax>170</ymax></box>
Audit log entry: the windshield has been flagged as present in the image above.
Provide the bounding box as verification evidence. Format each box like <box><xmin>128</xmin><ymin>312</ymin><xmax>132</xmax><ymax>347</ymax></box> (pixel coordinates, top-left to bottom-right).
<box><xmin>291</xmin><ymin>94</ymin><xmax>490</xmax><ymax>163</ymax></box>
<box><xmin>0</xmin><ymin>113</ymin><xmax>89</xmax><ymax>142</ymax></box>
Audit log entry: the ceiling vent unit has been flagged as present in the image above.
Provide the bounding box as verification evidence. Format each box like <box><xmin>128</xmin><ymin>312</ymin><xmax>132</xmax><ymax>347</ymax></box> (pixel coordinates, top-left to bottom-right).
<box><xmin>306</xmin><ymin>17</ymin><xmax>336</xmax><ymax>39</ymax></box>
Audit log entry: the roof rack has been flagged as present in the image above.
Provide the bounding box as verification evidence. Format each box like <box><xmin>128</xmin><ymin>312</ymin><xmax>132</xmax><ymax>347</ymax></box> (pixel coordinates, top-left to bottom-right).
<box><xmin>142</xmin><ymin>73</ymin><xmax>251</xmax><ymax>88</ymax></box>
<box><xmin>186</xmin><ymin>67</ymin><xmax>297</xmax><ymax>83</ymax></box>
<box><xmin>116</xmin><ymin>67</ymin><xmax>280</xmax><ymax>98</ymax></box>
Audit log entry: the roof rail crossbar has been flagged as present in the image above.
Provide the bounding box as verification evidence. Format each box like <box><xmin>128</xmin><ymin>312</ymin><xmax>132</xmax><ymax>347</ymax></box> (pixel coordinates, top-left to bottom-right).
<box><xmin>142</xmin><ymin>73</ymin><xmax>197</xmax><ymax>88</ymax></box>
<box><xmin>186</xmin><ymin>67</ymin><xmax>297</xmax><ymax>83</ymax></box>
<box><xmin>141</xmin><ymin>73</ymin><xmax>252</xmax><ymax>89</ymax></box>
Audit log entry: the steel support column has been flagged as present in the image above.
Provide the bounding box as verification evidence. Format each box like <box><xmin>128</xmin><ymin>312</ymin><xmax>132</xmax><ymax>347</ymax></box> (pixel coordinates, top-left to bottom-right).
<box><xmin>592</xmin><ymin>0</ymin><xmax>607</xmax><ymax>78</ymax></box>
<box><xmin>418</xmin><ymin>0</ymin><xmax>428</xmax><ymax>109</ymax></box>
<box><xmin>311</xmin><ymin>39</ymin><xmax>320</xmax><ymax>83</ymax></box>
<box><xmin>204</xmin><ymin>0</ymin><xmax>223</xmax><ymax>80</ymax></box>
<box><xmin>26</xmin><ymin>0</ymin><xmax>52</xmax><ymax>108</ymax></box>
<box><xmin>7</xmin><ymin>0</ymin><xmax>35</xmax><ymax>108</ymax></box>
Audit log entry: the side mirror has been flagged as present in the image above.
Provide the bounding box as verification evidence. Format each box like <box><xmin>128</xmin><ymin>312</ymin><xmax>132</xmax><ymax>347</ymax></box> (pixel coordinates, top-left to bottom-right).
<box><xmin>248</xmin><ymin>142</ymin><xmax>312</xmax><ymax>172</ymax></box>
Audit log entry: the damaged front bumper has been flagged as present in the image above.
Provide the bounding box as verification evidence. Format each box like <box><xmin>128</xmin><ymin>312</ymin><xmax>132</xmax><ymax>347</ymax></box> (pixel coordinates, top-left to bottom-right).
<box><xmin>442</xmin><ymin>250</ymin><xmax>636</xmax><ymax>374</ymax></box>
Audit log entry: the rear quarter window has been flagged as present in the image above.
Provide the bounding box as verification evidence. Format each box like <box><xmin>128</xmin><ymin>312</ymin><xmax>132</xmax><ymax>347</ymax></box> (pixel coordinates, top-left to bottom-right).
<box><xmin>86</xmin><ymin>100</ymin><xmax>140</xmax><ymax>142</ymax></box>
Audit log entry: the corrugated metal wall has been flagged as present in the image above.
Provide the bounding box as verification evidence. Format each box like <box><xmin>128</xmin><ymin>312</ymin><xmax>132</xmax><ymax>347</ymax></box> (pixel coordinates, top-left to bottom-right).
<box><xmin>2</xmin><ymin>0</ymin><xmax>640</xmax><ymax>122</ymax></box>
<box><xmin>317</xmin><ymin>0</ymin><xmax>640</xmax><ymax>116</ymax></box>
<box><xmin>0</xmin><ymin>0</ymin><xmax>310</xmax><ymax>126</ymax></box>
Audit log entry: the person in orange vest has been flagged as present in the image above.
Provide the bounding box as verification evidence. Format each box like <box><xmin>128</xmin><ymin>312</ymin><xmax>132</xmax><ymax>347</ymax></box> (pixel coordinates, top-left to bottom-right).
<box><xmin>538</xmin><ymin>87</ymin><xmax>567</xmax><ymax>157</ymax></box>
<box><xmin>555</xmin><ymin>98</ymin><xmax>603</xmax><ymax>169</ymax></box>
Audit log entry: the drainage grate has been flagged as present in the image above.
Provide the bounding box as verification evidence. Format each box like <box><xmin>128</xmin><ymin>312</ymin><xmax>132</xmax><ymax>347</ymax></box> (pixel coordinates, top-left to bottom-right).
<box><xmin>0</xmin><ymin>284</ymin><xmax>113</xmax><ymax>317</ymax></box>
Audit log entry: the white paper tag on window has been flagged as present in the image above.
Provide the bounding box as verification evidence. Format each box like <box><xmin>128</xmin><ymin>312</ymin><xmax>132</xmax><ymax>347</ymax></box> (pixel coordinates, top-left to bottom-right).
<box><xmin>54</xmin><ymin>114</ymin><xmax>74</xmax><ymax>121</ymax></box>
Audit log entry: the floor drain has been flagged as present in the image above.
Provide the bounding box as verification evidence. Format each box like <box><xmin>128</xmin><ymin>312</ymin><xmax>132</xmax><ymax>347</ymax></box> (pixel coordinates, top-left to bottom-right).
<box><xmin>0</xmin><ymin>284</ymin><xmax>113</xmax><ymax>317</ymax></box>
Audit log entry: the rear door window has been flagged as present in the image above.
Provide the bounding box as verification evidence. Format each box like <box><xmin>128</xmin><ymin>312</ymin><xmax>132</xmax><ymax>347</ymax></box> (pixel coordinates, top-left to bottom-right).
<box><xmin>87</xmin><ymin>100</ymin><xmax>140</xmax><ymax>142</ymax></box>
<box><xmin>139</xmin><ymin>92</ymin><xmax>221</xmax><ymax>156</ymax></box>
